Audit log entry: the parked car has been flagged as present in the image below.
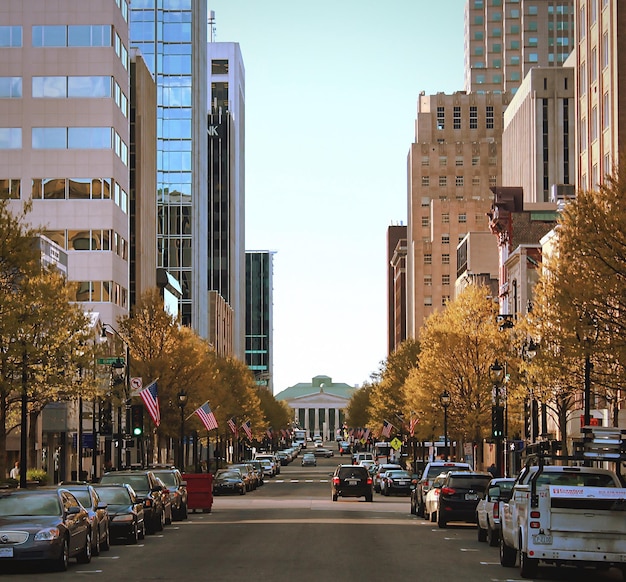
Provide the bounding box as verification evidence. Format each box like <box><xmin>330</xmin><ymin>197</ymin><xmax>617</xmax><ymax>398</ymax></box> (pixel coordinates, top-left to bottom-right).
<box><xmin>0</xmin><ymin>487</ymin><xmax>92</xmax><ymax>571</ymax></box>
<box><xmin>380</xmin><ymin>469</ymin><xmax>413</xmax><ymax>496</ymax></box>
<box><xmin>213</xmin><ymin>469</ymin><xmax>246</xmax><ymax>495</ymax></box>
<box><xmin>411</xmin><ymin>460</ymin><xmax>472</xmax><ymax>516</ymax></box>
<box><xmin>230</xmin><ymin>464</ymin><xmax>258</xmax><ymax>490</ymax></box>
<box><xmin>151</xmin><ymin>467</ymin><xmax>188</xmax><ymax>521</ymax></box>
<box><xmin>301</xmin><ymin>453</ymin><xmax>317</xmax><ymax>466</ymax></box>
<box><xmin>476</xmin><ymin>477</ymin><xmax>515</xmax><ymax>546</ymax></box>
<box><xmin>423</xmin><ymin>473</ymin><xmax>448</xmax><ymax>522</ymax></box>
<box><xmin>257</xmin><ymin>458</ymin><xmax>275</xmax><ymax>478</ymax></box>
<box><xmin>331</xmin><ymin>464</ymin><xmax>374</xmax><ymax>502</ymax></box>
<box><xmin>98</xmin><ymin>469</ymin><xmax>165</xmax><ymax>534</ymax></box>
<box><xmin>242</xmin><ymin>460</ymin><xmax>266</xmax><ymax>486</ymax></box>
<box><xmin>373</xmin><ymin>463</ymin><xmax>402</xmax><ymax>493</ymax></box>
<box><xmin>437</xmin><ymin>471</ymin><xmax>492</xmax><ymax>528</ymax></box>
<box><xmin>312</xmin><ymin>447</ymin><xmax>334</xmax><ymax>458</ymax></box>
<box><xmin>60</xmin><ymin>483</ymin><xmax>111</xmax><ymax>555</ymax></box>
<box><xmin>154</xmin><ymin>476</ymin><xmax>173</xmax><ymax>525</ymax></box>
<box><xmin>338</xmin><ymin>441</ymin><xmax>352</xmax><ymax>455</ymax></box>
<box><xmin>255</xmin><ymin>453</ymin><xmax>280</xmax><ymax>475</ymax></box>
<box><xmin>93</xmin><ymin>483</ymin><xmax>145</xmax><ymax>544</ymax></box>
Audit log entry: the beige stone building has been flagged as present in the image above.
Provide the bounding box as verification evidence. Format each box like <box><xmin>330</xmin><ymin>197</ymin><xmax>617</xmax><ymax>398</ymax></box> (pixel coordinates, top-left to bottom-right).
<box><xmin>574</xmin><ymin>0</ymin><xmax>626</xmax><ymax>190</ymax></box>
<box><xmin>407</xmin><ymin>91</ymin><xmax>509</xmax><ymax>338</ymax></box>
<box><xmin>464</xmin><ymin>0</ymin><xmax>575</xmax><ymax>95</ymax></box>
<box><xmin>502</xmin><ymin>67</ymin><xmax>575</xmax><ymax>203</ymax></box>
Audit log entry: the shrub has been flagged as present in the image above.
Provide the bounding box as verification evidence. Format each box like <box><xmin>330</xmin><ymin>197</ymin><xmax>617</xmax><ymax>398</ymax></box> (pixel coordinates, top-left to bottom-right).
<box><xmin>26</xmin><ymin>469</ymin><xmax>48</xmax><ymax>485</ymax></box>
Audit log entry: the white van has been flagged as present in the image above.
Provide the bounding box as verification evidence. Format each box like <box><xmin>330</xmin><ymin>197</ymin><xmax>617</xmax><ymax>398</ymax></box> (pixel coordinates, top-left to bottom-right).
<box><xmin>352</xmin><ymin>452</ymin><xmax>374</xmax><ymax>464</ymax></box>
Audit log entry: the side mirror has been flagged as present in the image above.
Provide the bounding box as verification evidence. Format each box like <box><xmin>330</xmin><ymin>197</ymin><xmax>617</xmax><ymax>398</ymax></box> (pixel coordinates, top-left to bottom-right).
<box><xmin>66</xmin><ymin>506</ymin><xmax>81</xmax><ymax>515</ymax></box>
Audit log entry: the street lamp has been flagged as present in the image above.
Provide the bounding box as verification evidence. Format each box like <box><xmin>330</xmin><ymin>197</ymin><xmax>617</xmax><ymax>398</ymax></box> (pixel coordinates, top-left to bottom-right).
<box><xmin>490</xmin><ymin>360</ymin><xmax>505</xmax><ymax>476</ymax></box>
<box><xmin>439</xmin><ymin>390</ymin><xmax>451</xmax><ymax>460</ymax></box>
<box><xmin>178</xmin><ymin>390</ymin><xmax>188</xmax><ymax>470</ymax></box>
<box><xmin>576</xmin><ymin>312</ymin><xmax>598</xmax><ymax>429</ymax></box>
<box><xmin>102</xmin><ymin>324</ymin><xmax>131</xmax><ymax>469</ymax></box>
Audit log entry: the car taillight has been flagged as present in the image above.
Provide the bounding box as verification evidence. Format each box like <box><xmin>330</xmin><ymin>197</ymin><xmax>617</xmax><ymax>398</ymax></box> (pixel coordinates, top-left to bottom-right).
<box><xmin>144</xmin><ymin>499</ymin><xmax>153</xmax><ymax>507</ymax></box>
<box><xmin>441</xmin><ymin>487</ymin><xmax>456</xmax><ymax>496</ymax></box>
<box><xmin>493</xmin><ymin>504</ymin><xmax>499</xmax><ymax>518</ymax></box>
<box><xmin>530</xmin><ymin>510</ymin><xmax>540</xmax><ymax>519</ymax></box>
<box><xmin>424</xmin><ymin>480</ymin><xmax>429</xmax><ymax>487</ymax></box>
<box><xmin>367</xmin><ymin>477</ymin><xmax>373</xmax><ymax>485</ymax></box>
<box><xmin>332</xmin><ymin>477</ymin><xmax>340</xmax><ymax>485</ymax></box>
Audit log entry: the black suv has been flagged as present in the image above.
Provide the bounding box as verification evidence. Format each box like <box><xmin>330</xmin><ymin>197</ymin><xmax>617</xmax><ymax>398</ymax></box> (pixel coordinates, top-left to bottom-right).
<box><xmin>99</xmin><ymin>470</ymin><xmax>165</xmax><ymax>534</ymax></box>
<box><xmin>331</xmin><ymin>465</ymin><xmax>373</xmax><ymax>502</ymax></box>
<box><xmin>437</xmin><ymin>471</ymin><xmax>492</xmax><ymax>528</ymax></box>
<box><xmin>151</xmin><ymin>468</ymin><xmax>188</xmax><ymax>521</ymax></box>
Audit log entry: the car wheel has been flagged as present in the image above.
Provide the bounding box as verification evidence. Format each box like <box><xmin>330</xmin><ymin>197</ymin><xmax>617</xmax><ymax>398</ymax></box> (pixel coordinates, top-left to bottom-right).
<box><xmin>366</xmin><ymin>494</ymin><xmax>373</xmax><ymax>502</ymax></box>
<box><xmin>128</xmin><ymin>522</ymin><xmax>139</xmax><ymax>544</ymax></box>
<box><xmin>156</xmin><ymin>509</ymin><xmax>165</xmax><ymax>532</ymax></box>
<box><xmin>92</xmin><ymin>526</ymin><xmax>101</xmax><ymax>556</ymax></box>
<box><xmin>499</xmin><ymin>534</ymin><xmax>516</xmax><ymax>567</ymax></box>
<box><xmin>181</xmin><ymin>502</ymin><xmax>188</xmax><ymax>520</ymax></box>
<box><xmin>165</xmin><ymin>507</ymin><xmax>172</xmax><ymax>525</ymax></box>
<box><xmin>410</xmin><ymin>496</ymin><xmax>417</xmax><ymax>515</ymax></box>
<box><xmin>430</xmin><ymin>510</ymin><xmax>436</xmax><ymax>523</ymax></box>
<box><xmin>417</xmin><ymin>498</ymin><xmax>425</xmax><ymax>517</ymax></box>
<box><xmin>520</xmin><ymin>550</ymin><xmax>538</xmax><ymax>578</ymax></box>
<box><xmin>437</xmin><ymin>511</ymin><xmax>447</xmax><ymax>529</ymax></box>
<box><xmin>240</xmin><ymin>486</ymin><xmax>246</xmax><ymax>495</ymax></box>
<box><xmin>101</xmin><ymin>525</ymin><xmax>110</xmax><ymax>551</ymax></box>
<box><xmin>53</xmin><ymin>536</ymin><xmax>70</xmax><ymax>571</ymax></box>
<box><xmin>332</xmin><ymin>493</ymin><xmax>338</xmax><ymax>502</ymax></box>
<box><xmin>487</xmin><ymin>525</ymin><xmax>499</xmax><ymax>547</ymax></box>
<box><xmin>138</xmin><ymin>521</ymin><xmax>145</xmax><ymax>540</ymax></box>
<box><xmin>477</xmin><ymin>518</ymin><xmax>487</xmax><ymax>542</ymax></box>
<box><xmin>76</xmin><ymin>532</ymin><xmax>92</xmax><ymax>564</ymax></box>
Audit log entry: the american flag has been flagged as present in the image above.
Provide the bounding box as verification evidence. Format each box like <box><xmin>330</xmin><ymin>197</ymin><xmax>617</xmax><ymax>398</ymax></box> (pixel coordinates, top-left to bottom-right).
<box><xmin>409</xmin><ymin>417</ymin><xmax>419</xmax><ymax>436</ymax></box>
<box><xmin>241</xmin><ymin>420</ymin><xmax>252</xmax><ymax>440</ymax></box>
<box><xmin>382</xmin><ymin>420</ymin><xmax>394</xmax><ymax>438</ymax></box>
<box><xmin>227</xmin><ymin>417</ymin><xmax>237</xmax><ymax>434</ymax></box>
<box><xmin>195</xmin><ymin>401</ymin><xmax>218</xmax><ymax>431</ymax></box>
<box><xmin>362</xmin><ymin>428</ymin><xmax>371</xmax><ymax>442</ymax></box>
<box><xmin>139</xmin><ymin>380</ymin><xmax>160</xmax><ymax>427</ymax></box>
<box><xmin>266</xmin><ymin>428</ymin><xmax>273</xmax><ymax>439</ymax></box>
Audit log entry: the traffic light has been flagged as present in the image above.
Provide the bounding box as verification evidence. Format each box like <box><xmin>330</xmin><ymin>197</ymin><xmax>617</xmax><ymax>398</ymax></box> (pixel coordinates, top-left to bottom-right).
<box><xmin>491</xmin><ymin>405</ymin><xmax>504</xmax><ymax>438</ymax></box>
<box><xmin>131</xmin><ymin>404</ymin><xmax>143</xmax><ymax>436</ymax></box>
<box><xmin>99</xmin><ymin>404</ymin><xmax>113</xmax><ymax>435</ymax></box>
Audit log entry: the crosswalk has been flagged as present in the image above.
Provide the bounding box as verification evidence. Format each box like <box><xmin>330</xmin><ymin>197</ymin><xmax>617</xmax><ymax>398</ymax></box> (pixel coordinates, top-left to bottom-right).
<box><xmin>268</xmin><ymin>478</ymin><xmax>330</xmax><ymax>483</ymax></box>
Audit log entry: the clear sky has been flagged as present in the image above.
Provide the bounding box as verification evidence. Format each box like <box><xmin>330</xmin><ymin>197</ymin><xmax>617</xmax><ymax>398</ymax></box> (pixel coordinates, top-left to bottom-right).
<box><xmin>208</xmin><ymin>0</ymin><xmax>467</xmax><ymax>393</ymax></box>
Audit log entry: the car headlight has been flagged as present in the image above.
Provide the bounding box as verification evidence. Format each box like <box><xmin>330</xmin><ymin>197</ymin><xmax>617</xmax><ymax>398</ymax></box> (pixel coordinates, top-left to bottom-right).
<box><xmin>112</xmin><ymin>514</ymin><xmax>134</xmax><ymax>523</ymax></box>
<box><xmin>34</xmin><ymin>527</ymin><xmax>61</xmax><ymax>541</ymax></box>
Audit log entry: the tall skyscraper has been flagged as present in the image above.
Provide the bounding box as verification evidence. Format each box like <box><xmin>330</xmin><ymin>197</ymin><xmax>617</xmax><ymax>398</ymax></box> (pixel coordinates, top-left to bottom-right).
<box><xmin>1</xmin><ymin>0</ymin><xmax>133</xmax><ymax>328</ymax></box>
<box><xmin>129</xmin><ymin>0</ymin><xmax>209</xmax><ymax>335</ymax></box>
<box><xmin>574</xmin><ymin>0</ymin><xmax>626</xmax><ymax>191</ymax></box>
<box><xmin>245</xmin><ymin>251</ymin><xmax>274</xmax><ymax>392</ymax></box>
<box><xmin>464</xmin><ymin>0</ymin><xmax>575</xmax><ymax>94</ymax></box>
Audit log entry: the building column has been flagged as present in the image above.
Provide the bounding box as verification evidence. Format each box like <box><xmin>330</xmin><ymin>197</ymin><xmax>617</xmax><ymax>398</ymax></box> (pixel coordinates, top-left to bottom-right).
<box><xmin>314</xmin><ymin>407</ymin><xmax>319</xmax><ymax>436</ymax></box>
<box><xmin>304</xmin><ymin>408</ymin><xmax>309</xmax><ymax>433</ymax></box>
<box><xmin>335</xmin><ymin>408</ymin><xmax>340</xmax><ymax>436</ymax></box>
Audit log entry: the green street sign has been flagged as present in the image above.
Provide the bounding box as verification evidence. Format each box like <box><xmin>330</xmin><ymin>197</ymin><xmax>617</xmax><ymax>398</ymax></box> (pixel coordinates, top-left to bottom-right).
<box><xmin>97</xmin><ymin>357</ymin><xmax>124</xmax><ymax>365</ymax></box>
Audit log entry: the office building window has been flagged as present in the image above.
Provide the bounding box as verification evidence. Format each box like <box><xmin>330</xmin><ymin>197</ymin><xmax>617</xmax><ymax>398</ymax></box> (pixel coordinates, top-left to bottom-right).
<box><xmin>591</xmin><ymin>47</ymin><xmax>597</xmax><ymax>82</ymax></box>
<box><xmin>424</xmin><ymin>275</ymin><xmax>432</xmax><ymax>286</ymax></box>
<box><xmin>439</xmin><ymin>176</ymin><xmax>447</xmax><ymax>187</ymax></box>
<box><xmin>454</xmin><ymin>107</ymin><xmax>461</xmax><ymax>129</ymax></box>
<box><xmin>0</xmin><ymin>179</ymin><xmax>20</xmax><ymax>199</ymax></box>
<box><xmin>602</xmin><ymin>92</ymin><xmax>610</xmax><ymax>129</ymax></box>
<box><xmin>489</xmin><ymin>175</ymin><xmax>497</xmax><ymax>186</ymax></box>
<box><xmin>458</xmin><ymin>213</ymin><xmax>467</xmax><ymax>223</ymax></box>
<box><xmin>455</xmin><ymin>156</ymin><xmax>463</xmax><ymax>166</ymax></box>
<box><xmin>486</xmin><ymin>106</ymin><xmax>494</xmax><ymax>129</ymax></box>
<box><xmin>437</xmin><ymin>106</ymin><xmax>445</xmax><ymax>130</ymax></box>
<box><xmin>0</xmin><ymin>128</ymin><xmax>22</xmax><ymax>149</ymax></box>
<box><xmin>424</xmin><ymin>253</ymin><xmax>432</xmax><ymax>265</ymax></box>
<box><xmin>0</xmin><ymin>77</ymin><xmax>22</xmax><ymax>98</ymax></box>
<box><xmin>422</xmin><ymin>176</ymin><xmax>430</xmax><ymax>187</ymax></box>
<box><xmin>439</xmin><ymin>156</ymin><xmax>447</xmax><ymax>166</ymax></box>
<box><xmin>580</xmin><ymin>118</ymin><xmax>587</xmax><ymax>152</ymax></box>
<box><xmin>421</xmin><ymin>216</ymin><xmax>429</xmax><ymax>227</ymax></box>
<box><xmin>472</xmin><ymin>156</ymin><xmax>480</xmax><ymax>166</ymax></box>
<box><xmin>422</xmin><ymin>156</ymin><xmax>430</xmax><ymax>166</ymax></box>
<box><xmin>442</xmin><ymin>254</ymin><xmax>450</xmax><ymax>265</ymax></box>
<box><xmin>211</xmin><ymin>59</ymin><xmax>229</xmax><ymax>74</ymax></box>
<box><xmin>442</xmin><ymin>213</ymin><xmax>450</xmax><ymax>224</ymax></box>
<box><xmin>591</xmin><ymin>105</ymin><xmax>598</xmax><ymax>142</ymax></box>
<box><xmin>472</xmin><ymin>176</ymin><xmax>480</xmax><ymax>187</ymax></box>
<box><xmin>442</xmin><ymin>296</ymin><xmax>450</xmax><ymax>306</ymax></box>
<box><xmin>424</xmin><ymin>296</ymin><xmax>433</xmax><ymax>307</ymax></box>
<box><xmin>456</xmin><ymin>176</ymin><xmax>464</xmax><ymax>187</ymax></box>
<box><xmin>421</xmin><ymin>196</ymin><xmax>430</xmax><ymax>207</ymax></box>
<box><xmin>442</xmin><ymin>274</ymin><xmax>450</xmax><ymax>286</ymax></box>
<box><xmin>0</xmin><ymin>26</ymin><xmax>22</xmax><ymax>47</ymax></box>
<box><xmin>470</xmin><ymin>106</ymin><xmax>477</xmax><ymax>129</ymax></box>
<box><xmin>442</xmin><ymin>234</ymin><xmax>450</xmax><ymax>245</ymax></box>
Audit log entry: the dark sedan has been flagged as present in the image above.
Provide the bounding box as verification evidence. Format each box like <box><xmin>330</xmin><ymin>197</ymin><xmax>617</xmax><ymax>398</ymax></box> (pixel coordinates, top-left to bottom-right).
<box><xmin>93</xmin><ymin>484</ymin><xmax>145</xmax><ymax>544</ymax></box>
<box><xmin>381</xmin><ymin>470</ymin><xmax>413</xmax><ymax>496</ymax></box>
<box><xmin>312</xmin><ymin>448</ymin><xmax>334</xmax><ymax>458</ymax></box>
<box><xmin>0</xmin><ymin>487</ymin><xmax>92</xmax><ymax>571</ymax></box>
<box><xmin>437</xmin><ymin>471</ymin><xmax>492</xmax><ymax>528</ymax></box>
<box><xmin>151</xmin><ymin>468</ymin><xmax>188</xmax><ymax>521</ymax></box>
<box><xmin>60</xmin><ymin>483</ymin><xmax>111</xmax><ymax>555</ymax></box>
<box><xmin>213</xmin><ymin>470</ymin><xmax>246</xmax><ymax>495</ymax></box>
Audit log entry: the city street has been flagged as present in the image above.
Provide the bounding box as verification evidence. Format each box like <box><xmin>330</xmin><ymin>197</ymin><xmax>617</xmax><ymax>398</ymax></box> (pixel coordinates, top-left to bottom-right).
<box><xmin>7</xmin><ymin>449</ymin><xmax>624</xmax><ymax>581</ymax></box>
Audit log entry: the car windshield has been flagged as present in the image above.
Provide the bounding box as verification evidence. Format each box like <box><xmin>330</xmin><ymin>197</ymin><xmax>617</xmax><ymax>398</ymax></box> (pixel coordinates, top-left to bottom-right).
<box><xmin>0</xmin><ymin>492</ymin><xmax>61</xmax><ymax>516</ymax></box>
<box><xmin>388</xmin><ymin>471</ymin><xmax>411</xmax><ymax>478</ymax></box>
<box><xmin>100</xmin><ymin>473</ymin><xmax>149</xmax><ymax>491</ymax></box>
<box><xmin>95</xmin><ymin>487</ymin><xmax>132</xmax><ymax>505</ymax></box>
<box><xmin>216</xmin><ymin>471</ymin><xmax>241</xmax><ymax>480</ymax></box>
<box><xmin>448</xmin><ymin>476</ymin><xmax>491</xmax><ymax>489</ymax></box>
<box><xmin>68</xmin><ymin>490</ymin><xmax>92</xmax><ymax>508</ymax></box>
<box><xmin>427</xmin><ymin>464</ymin><xmax>467</xmax><ymax>479</ymax></box>
<box><xmin>153</xmin><ymin>472</ymin><xmax>177</xmax><ymax>487</ymax></box>
<box><xmin>536</xmin><ymin>472</ymin><xmax>617</xmax><ymax>487</ymax></box>
<box><xmin>338</xmin><ymin>468</ymin><xmax>367</xmax><ymax>479</ymax></box>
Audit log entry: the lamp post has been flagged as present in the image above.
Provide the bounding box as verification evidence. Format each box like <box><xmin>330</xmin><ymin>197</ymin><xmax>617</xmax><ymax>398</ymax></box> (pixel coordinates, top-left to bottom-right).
<box><xmin>522</xmin><ymin>339</ymin><xmax>539</xmax><ymax>445</ymax></box>
<box><xmin>439</xmin><ymin>390</ymin><xmax>451</xmax><ymax>460</ymax></box>
<box><xmin>576</xmin><ymin>312</ymin><xmax>598</xmax><ymax>430</ymax></box>
<box><xmin>102</xmin><ymin>324</ymin><xmax>131</xmax><ymax>469</ymax></box>
<box><xmin>178</xmin><ymin>390</ymin><xmax>187</xmax><ymax>470</ymax></box>
<box><xmin>490</xmin><ymin>360</ymin><xmax>505</xmax><ymax>476</ymax></box>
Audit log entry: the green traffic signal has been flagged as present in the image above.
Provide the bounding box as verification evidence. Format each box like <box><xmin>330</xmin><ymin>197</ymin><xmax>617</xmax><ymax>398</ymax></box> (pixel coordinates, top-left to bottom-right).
<box><xmin>131</xmin><ymin>404</ymin><xmax>143</xmax><ymax>436</ymax></box>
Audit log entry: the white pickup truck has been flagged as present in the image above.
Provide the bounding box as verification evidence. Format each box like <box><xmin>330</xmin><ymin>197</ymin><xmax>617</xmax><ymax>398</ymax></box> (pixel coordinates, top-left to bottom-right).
<box><xmin>500</xmin><ymin>432</ymin><xmax>626</xmax><ymax>579</ymax></box>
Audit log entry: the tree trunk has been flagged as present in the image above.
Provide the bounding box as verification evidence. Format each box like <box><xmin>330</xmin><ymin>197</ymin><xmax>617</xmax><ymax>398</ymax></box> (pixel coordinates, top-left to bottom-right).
<box><xmin>28</xmin><ymin>409</ymin><xmax>40</xmax><ymax>470</ymax></box>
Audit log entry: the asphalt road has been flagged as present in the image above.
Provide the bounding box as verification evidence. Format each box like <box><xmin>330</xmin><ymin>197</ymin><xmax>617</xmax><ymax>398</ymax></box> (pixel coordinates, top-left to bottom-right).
<box><xmin>7</xmin><ymin>445</ymin><xmax>625</xmax><ymax>581</ymax></box>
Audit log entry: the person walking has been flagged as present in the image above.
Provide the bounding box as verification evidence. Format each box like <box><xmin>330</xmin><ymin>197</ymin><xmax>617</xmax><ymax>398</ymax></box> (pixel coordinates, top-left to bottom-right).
<box><xmin>9</xmin><ymin>461</ymin><xmax>19</xmax><ymax>480</ymax></box>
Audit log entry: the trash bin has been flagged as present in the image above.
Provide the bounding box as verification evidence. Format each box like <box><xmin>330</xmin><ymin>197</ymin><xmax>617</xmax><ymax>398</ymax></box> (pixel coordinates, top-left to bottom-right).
<box><xmin>182</xmin><ymin>473</ymin><xmax>213</xmax><ymax>513</ymax></box>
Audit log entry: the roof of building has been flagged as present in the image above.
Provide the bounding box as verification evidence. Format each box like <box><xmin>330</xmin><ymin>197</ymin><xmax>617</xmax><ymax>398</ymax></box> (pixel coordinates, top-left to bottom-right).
<box><xmin>275</xmin><ymin>375</ymin><xmax>356</xmax><ymax>402</ymax></box>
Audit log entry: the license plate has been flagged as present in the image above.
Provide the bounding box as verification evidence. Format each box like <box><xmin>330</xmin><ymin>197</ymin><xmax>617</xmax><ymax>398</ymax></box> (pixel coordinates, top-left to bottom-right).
<box><xmin>347</xmin><ymin>480</ymin><xmax>358</xmax><ymax>485</ymax></box>
<box><xmin>465</xmin><ymin>493</ymin><xmax>478</xmax><ymax>500</ymax></box>
<box><xmin>533</xmin><ymin>534</ymin><xmax>553</xmax><ymax>545</ymax></box>
<box><xmin>397</xmin><ymin>481</ymin><xmax>408</xmax><ymax>485</ymax></box>
<box><xmin>0</xmin><ymin>547</ymin><xmax>14</xmax><ymax>558</ymax></box>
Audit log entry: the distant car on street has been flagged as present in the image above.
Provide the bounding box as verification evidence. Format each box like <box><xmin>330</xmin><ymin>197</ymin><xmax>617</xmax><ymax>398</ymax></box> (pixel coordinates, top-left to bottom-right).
<box><xmin>301</xmin><ymin>453</ymin><xmax>317</xmax><ymax>466</ymax></box>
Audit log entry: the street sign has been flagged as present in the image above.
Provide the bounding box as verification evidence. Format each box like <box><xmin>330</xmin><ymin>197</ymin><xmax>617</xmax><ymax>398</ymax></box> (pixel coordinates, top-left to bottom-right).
<box><xmin>97</xmin><ymin>357</ymin><xmax>124</xmax><ymax>365</ymax></box>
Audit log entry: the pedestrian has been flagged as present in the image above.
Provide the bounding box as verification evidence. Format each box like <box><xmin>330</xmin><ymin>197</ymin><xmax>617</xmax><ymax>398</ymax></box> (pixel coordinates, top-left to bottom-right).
<box><xmin>488</xmin><ymin>463</ymin><xmax>498</xmax><ymax>478</ymax></box>
<box><xmin>9</xmin><ymin>461</ymin><xmax>19</xmax><ymax>480</ymax></box>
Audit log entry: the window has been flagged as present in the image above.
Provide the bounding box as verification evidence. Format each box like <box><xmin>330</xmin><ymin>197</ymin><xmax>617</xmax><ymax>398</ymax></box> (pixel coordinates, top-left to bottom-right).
<box><xmin>489</xmin><ymin>175</ymin><xmax>497</xmax><ymax>186</ymax></box>
<box><xmin>442</xmin><ymin>234</ymin><xmax>450</xmax><ymax>245</ymax></box>
<box><xmin>456</xmin><ymin>176</ymin><xmax>464</xmax><ymax>187</ymax></box>
<box><xmin>528</xmin><ymin>6</ymin><xmax>538</xmax><ymax>16</ymax></box>
<box><xmin>459</xmin><ymin>213</ymin><xmax>467</xmax><ymax>223</ymax></box>
<box><xmin>455</xmin><ymin>156</ymin><xmax>463</xmax><ymax>167</ymax></box>
<box><xmin>442</xmin><ymin>213</ymin><xmax>450</xmax><ymax>224</ymax></box>
<box><xmin>424</xmin><ymin>296</ymin><xmax>433</xmax><ymax>307</ymax></box>
<box><xmin>421</xmin><ymin>176</ymin><xmax>430</xmax><ymax>187</ymax></box>
<box><xmin>454</xmin><ymin>107</ymin><xmax>461</xmax><ymax>129</ymax></box>
<box><xmin>424</xmin><ymin>275</ymin><xmax>432</xmax><ymax>286</ymax></box>
<box><xmin>602</xmin><ymin>32</ymin><xmax>609</xmax><ymax>69</ymax></box>
<box><xmin>591</xmin><ymin>47</ymin><xmax>597</xmax><ymax>82</ymax></box>
<box><xmin>439</xmin><ymin>156</ymin><xmax>447</xmax><ymax>166</ymax></box>
<box><xmin>580</xmin><ymin>62</ymin><xmax>587</xmax><ymax>95</ymax></box>
<box><xmin>603</xmin><ymin>92</ymin><xmax>610</xmax><ymax>129</ymax></box>
<box><xmin>442</xmin><ymin>274</ymin><xmax>450</xmax><ymax>286</ymax></box>
<box><xmin>590</xmin><ymin>0</ymin><xmax>597</xmax><ymax>24</ymax></box>
<box><xmin>580</xmin><ymin>5</ymin><xmax>586</xmax><ymax>39</ymax></box>
<box><xmin>68</xmin><ymin>25</ymin><xmax>110</xmax><ymax>47</ymax></box>
<box><xmin>421</xmin><ymin>216</ymin><xmax>429</xmax><ymax>227</ymax></box>
<box><xmin>486</xmin><ymin>106</ymin><xmax>494</xmax><ymax>129</ymax></box>
<box><xmin>211</xmin><ymin>59</ymin><xmax>229</xmax><ymax>74</ymax></box>
<box><xmin>439</xmin><ymin>176</ymin><xmax>447</xmax><ymax>187</ymax></box>
<box><xmin>424</xmin><ymin>254</ymin><xmax>432</xmax><ymax>265</ymax></box>
<box><xmin>591</xmin><ymin>105</ymin><xmax>598</xmax><ymax>142</ymax></box>
<box><xmin>437</xmin><ymin>106</ymin><xmax>445</xmax><ymax>130</ymax></box>
<box><xmin>442</xmin><ymin>254</ymin><xmax>450</xmax><ymax>265</ymax></box>
<box><xmin>442</xmin><ymin>296</ymin><xmax>450</xmax><ymax>306</ymax></box>
<box><xmin>470</xmin><ymin>106</ymin><xmax>478</xmax><ymax>129</ymax></box>
<box><xmin>510</xmin><ymin>40</ymin><xmax>520</xmax><ymax>49</ymax></box>
<box><xmin>0</xmin><ymin>26</ymin><xmax>22</xmax><ymax>47</ymax></box>
<box><xmin>489</xmin><ymin>156</ymin><xmax>497</xmax><ymax>166</ymax></box>
<box><xmin>0</xmin><ymin>128</ymin><xmax>22</xmax><ymax>149</ymax></box>
<box><xmin>0</xmin><ymin>77</ymin><xmax>22</xmax><ymax>98</ymax></box>
<box><xmin>580</xmin><ymin>118</ymin><xmax>587</xmax><ymax>152</ymax></box>
<box><xmin>0</xmin><ymin>179</ymin><xmax>20</xmax><ymax>199</ymax></box>
<box><xmin>472</xmin><ymin>176</ymin><xmax>480</xmax><ymax>186</ymax></box>
<box><xmin>472</xmin><ymin>156</ymin><xmax>480</xmax><ymax>166</ymax></box>
<box><xmin>421</xmin><ymin>156</ymin><xmax>430</xmax><ymax>166</ymax></box>
<box><xmin>421</xmin><ymin>196</ymin><xmax>430</xmax><ymax>207</ymax></box>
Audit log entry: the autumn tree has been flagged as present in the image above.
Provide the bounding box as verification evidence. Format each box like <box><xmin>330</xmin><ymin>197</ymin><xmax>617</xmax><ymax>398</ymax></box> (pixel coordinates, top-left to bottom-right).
<box><xmin>403</xmin><ymin>285</ymin><xmax>509</xmax><ymax>463</ymax></box>
<box><xmin>346</xmin><ymin>381</ymin><xmax>374</xmax><ymax>429</ymax></box>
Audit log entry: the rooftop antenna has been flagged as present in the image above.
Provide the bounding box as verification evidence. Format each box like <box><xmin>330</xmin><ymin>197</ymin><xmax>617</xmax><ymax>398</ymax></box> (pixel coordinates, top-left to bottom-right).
<box><xmin>208</xmin><ymin>10</ymin><xmax>216</xmax><ymax>42</ymax></box>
